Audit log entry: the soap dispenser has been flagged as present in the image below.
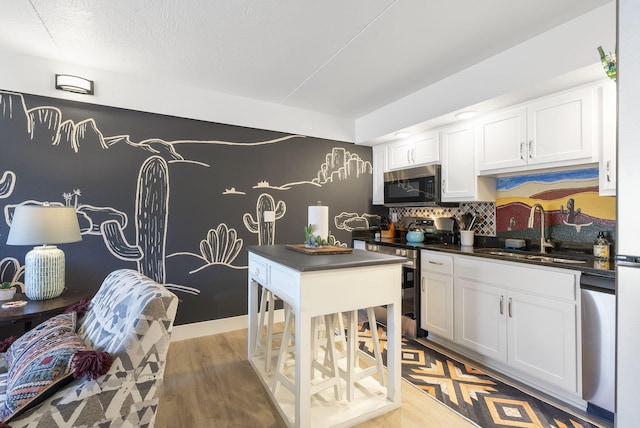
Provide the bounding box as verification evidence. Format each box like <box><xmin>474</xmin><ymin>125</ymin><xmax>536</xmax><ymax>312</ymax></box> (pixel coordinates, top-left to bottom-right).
<box><xmin>593</xmin><ymin>231</ymin><xmax>610</xmax><ymax>260</ymax></box>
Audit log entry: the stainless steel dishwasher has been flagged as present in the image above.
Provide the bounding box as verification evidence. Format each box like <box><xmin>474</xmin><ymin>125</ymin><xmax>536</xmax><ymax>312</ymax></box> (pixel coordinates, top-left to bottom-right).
<box><xmin>580</xmin><ymin>273</ymin><xmax>615</xmax><ymax>422</ymax></box>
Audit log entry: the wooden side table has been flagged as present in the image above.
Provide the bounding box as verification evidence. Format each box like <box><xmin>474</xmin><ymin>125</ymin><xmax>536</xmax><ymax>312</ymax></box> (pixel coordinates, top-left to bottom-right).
<box><xmin>0</xmin><ymin>289</ymin><xmax>88</xmax><ymax>335</ymax></box>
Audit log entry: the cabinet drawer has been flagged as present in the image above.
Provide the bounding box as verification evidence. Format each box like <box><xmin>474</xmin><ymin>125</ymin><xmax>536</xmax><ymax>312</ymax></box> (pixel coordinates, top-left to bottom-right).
<box><xmin>455</xmin><ymin>256</ymin><xmax>577</xmax><ymax>301</ymax></box>
<box><xmin>421</xmin><ymin>251</ymin><xmax>454</xmax><ymax>275</ymax></box>
<box><xmin>248</xmin><ymin>253</ymin><xmax>269</xmax><ymax>285</ymax></box>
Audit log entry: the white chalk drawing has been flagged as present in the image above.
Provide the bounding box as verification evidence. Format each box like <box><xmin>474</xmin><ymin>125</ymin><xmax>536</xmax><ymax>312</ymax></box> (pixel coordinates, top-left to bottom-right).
<box><xmin>331</xmin><ymin>238</ymin><xmax>347</xmax><ymax>248</ymax></box>
<box><xmin>167</xmin><ymin>223</ymin><xmax>247</xmax><ymax>273</ymax></box>
<box><xmin>2</xmin><ymin>90</ymin><xmax>307</xmax><ymax>165</ymax></box>
<box><xmin>101</xmin><ymin>156</ymin><xmax>169</xmax><ymax>278</ymax></box>
<box><xmin>243</xmin><ymin>193</ymin><xmax>286</xmax><ymax>245</ymax></box>
<box><xmin>223</xmin><ymin>187</ymin><xmax>246</xmax><ymax>195</ymax></box>
<box><xmin>334</xmin><ymin>212</ymin><xmax>382</xmax><ymax>232</ymax></box>
<box><xmin>1</xmin><ymin>91</ymin><xmax>372</xmax><ymax>299</ymax></box>
<box><xmin>247</xmin><ymin>147</ymin><xmax>371</xmax><ymax>191</ymax></box>
<box><xmin>0</xmin><ymin>257</ymin><xmax>24</xmax><ymax>292</ymax></box>
<box><xmin>252</xmin><ymin>180</ymin><xmax>321</xmax><ymax>190</ymax></box>
<box><xmin>313</xmin><ymin>147</ymin><xmax>372</xmax><ymax>185</ymax></box>
<box><xmin>0</xmin><ymin>171</ymin><xmax>16</xmax><ymax>199</ymax></box>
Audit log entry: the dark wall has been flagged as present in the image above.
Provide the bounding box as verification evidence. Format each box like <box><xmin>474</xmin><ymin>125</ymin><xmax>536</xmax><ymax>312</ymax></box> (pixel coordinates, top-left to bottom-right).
<box><xmin>0</xmin><ymin>90</ymin><xmax>379</xmax><ymax>327</ymax></box>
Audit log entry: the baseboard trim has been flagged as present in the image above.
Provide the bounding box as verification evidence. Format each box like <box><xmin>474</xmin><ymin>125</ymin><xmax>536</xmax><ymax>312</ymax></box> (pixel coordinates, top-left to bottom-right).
<box><xmin>171</xmin><ymin>309</ymin><xmax>285</xmax><ymax>342</ymax></box>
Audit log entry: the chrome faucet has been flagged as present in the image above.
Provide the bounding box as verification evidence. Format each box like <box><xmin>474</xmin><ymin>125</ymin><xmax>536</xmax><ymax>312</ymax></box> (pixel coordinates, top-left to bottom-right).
<box><xmin>528</xmin><ymin>204</ymin><xmax>554</xmax><ymax>253</ymax></box>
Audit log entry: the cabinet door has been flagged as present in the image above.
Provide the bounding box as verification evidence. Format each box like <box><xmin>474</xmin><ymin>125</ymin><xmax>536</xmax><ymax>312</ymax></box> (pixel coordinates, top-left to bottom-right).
<box><xmin>412</xmin><ymin>131</ymin><xmax>440</xmax><ymax>165</ymax></box>
<box><xmin>441</xmin><ymin>123</ymin><xmax>475</xmax><ymax>201</ymax></box>
<box><xmin>454</xmin><ymin>278</ymin><xmax>507</xmax><ymax>362</ymax></box>
<box><xmin>477</xmin><ymin>107</ymin><xmax>527</xmax><ymax>171</ymax></box>
<box><xmin>507</xmin><ymin>290</ymin><xmax>578</xmax><ymax>393</ymax></box>
<box><xmin>600</xmin><ymin>80</ymin><xmax>617</xmax><ymax>196</ymax></box>
<box><xmin>527</xmin><ymin>86</ymin><xmax>593</xmax><ymax>165</ymax></box>
<box><xmin>421</xmin><ymin>271</ymin><xmax>454</xmax><ymax>340</ymax></box>
<box><xmin>372</xmin><ymin>145</ymin><xmax>386</xmax><ymax>205</ymax></box>
<box><xmin>387</xmin><ymin>140</ymin><xmax>414</xmax><ymax>170</ymax></box>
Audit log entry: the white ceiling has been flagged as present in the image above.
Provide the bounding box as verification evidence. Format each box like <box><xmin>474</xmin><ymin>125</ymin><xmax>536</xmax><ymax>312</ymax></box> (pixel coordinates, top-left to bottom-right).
<box><xmin>0</xmin><ymin>0</ymin><xmax>612</xmax><ymax>120</ymax></box>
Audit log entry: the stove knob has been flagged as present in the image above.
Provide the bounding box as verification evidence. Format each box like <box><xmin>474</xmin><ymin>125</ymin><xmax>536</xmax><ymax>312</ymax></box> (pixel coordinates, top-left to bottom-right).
<box><xmin>396</xmin><ymin>249</ymin><xmax>406</xmax><ymax>257</ymax></box>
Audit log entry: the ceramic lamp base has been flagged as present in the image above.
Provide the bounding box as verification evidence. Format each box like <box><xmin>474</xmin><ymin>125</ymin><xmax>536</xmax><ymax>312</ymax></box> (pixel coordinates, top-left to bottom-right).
<box><xmin>24</xmin><ymin>245</ymin><xmax>65</xmax><ymax>300</ymax></box>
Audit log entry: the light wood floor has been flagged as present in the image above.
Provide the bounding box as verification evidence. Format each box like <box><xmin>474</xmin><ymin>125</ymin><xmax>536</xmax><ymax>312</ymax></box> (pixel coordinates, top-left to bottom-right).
<box><xmin>156</xmin><ymin>329</ymin><xmax>475</xmax><ymax>428</ymax></box>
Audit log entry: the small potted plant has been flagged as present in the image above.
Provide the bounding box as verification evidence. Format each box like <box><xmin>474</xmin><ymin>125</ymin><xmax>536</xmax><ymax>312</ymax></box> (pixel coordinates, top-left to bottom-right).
<box><xmin>0</xmin><ymin>282</ymin><xmax>16</xmax><ymax>301</ymax></box>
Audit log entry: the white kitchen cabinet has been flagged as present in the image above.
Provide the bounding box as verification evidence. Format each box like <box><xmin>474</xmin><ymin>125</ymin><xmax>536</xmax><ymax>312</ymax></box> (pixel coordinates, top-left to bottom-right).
<box><xmin>441</xmin><ymin>122</ymin><xmax>496</xmax><ymax>202</ymax></box>
<box><xmin>455</xmin><ymin>278</ymin><xmax>507</xmax><ymax>362</ymax></box>
<box><xmin>476</xmin><ymin>106</ymin><xmax>528</xmax><ymax>171</ymax></box>
<box><xmin>452</xmin><ymin>255</ymin><xmax>580</xmax><ymax>395</ymax></box>
<box><xmin>372</xmin><ymin>144</ymin><xmax>386</xmax><ymax>205</ymax></box>
<box><xmin>387</xmin><ymin>130</ymin><xmax>439</xmax><ymax>170</ymax></box>
<box><xmin>507</xmin><ymin>289</ymin><xmax>577</xmax><ymax>392</ymax></box>
<box><xmin>599</xmin><ymin>80</ymin><xmax>617</xmax><ymax>196</ymax></box>
<box><xmin>478</xmin><ymin>85</ymin><xmax>595</xmax><ymax>174</ymax></box>
<box><xmin>420</xmin><ymin>251</ymin><xmax>454</xmax><ymax>341</ymax></box>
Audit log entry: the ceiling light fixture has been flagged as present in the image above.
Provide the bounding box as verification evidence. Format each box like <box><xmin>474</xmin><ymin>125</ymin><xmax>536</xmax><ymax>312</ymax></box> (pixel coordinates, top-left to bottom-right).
<box><xmin>394</xmin><ymin>131</ymin><xmax>411</xmax><ymax>138</ymax></box>
<box><xmin>55</xmin><ymin>74</ymin><xmax>94</xmax><ymax>95</ymax></box>
<box><xmin>455</xmin><ymin>111</ymin><xmax>477</xmax><ymax>120</ymax></box>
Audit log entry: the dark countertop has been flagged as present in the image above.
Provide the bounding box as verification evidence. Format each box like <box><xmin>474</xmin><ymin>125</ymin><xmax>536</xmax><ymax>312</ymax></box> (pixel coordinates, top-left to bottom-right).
<box><xmin>354</xmin><ymin>237</ymin><xmax>616</xmax><ymax>279</ymax></box>
<box><xmin>248</xmin><ymin>244</ymin><xmax>406</xmax><ymax>272</ymax></box>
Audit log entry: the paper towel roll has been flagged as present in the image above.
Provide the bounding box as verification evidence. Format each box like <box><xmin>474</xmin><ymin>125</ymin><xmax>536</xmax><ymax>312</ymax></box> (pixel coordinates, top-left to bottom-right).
<box><xmin>308</xmin><ymin>205</ymin><xmax>329</xmax><ymax>242</ymax></box>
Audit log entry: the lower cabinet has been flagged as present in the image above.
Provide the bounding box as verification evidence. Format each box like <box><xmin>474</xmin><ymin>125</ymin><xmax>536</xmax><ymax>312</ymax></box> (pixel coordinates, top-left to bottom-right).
<box><xmin>455</xmin><ymin>278</ymin><xmax>507</xmax><ymax>362</ymax></box>
<box><xmin>506</xmin><ymin>289</ymin><xmax>577</xmax><ymax>391</ymax></box>
<box><xmin>425</xmin><ymin>253</ymin><xmax>581</xmax><ymax>402</ymax></box>
<box><xmin>420</xmin><ymin>251</ymin><xmax>454</xmax><ymax>341</ymax></box>
<box><xmin>455</xmin><ymin>278</ymin><xmax>577</xmax><ymax>392</ymax></box>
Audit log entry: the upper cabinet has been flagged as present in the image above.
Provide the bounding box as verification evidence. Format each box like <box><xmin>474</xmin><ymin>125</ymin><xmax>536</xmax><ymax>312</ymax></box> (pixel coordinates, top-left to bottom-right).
<box><xmin>441</xmin><ymin>122</ymin><xmax>495</xmax><ymax>202</ymax></box>
<box><xmin>599</xmin><ymin>80</ymin><xmax>617</xmax><ymax>196</ymax></box>
<box><xmin>478</xmin><ymin>85</ymin><xmax>596</xmax><ymax>174</ymax></box>
<box><xmin>387</xmin><ymin>130</ymin><xmax>440</xmax><ymax>170</ymax></box>
<box><xmin>372</xmin><ymin>144</ymin><xmax>386</xmax><ymax>205</ymax></box>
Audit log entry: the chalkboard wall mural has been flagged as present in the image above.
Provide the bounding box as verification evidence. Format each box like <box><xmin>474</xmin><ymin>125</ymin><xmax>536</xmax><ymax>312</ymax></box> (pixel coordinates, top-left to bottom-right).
<box><xmin>0</xmin><ymin>90</ymin><xmax>379</xmax><ymax>327</ymax></box>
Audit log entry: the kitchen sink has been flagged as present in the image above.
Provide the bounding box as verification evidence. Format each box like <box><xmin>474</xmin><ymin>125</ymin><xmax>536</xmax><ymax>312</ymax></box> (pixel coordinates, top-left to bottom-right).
<box><xmin>475</xmin><ymin>248</ymin><xmax>587</xmax><ymax>264</ymax></box>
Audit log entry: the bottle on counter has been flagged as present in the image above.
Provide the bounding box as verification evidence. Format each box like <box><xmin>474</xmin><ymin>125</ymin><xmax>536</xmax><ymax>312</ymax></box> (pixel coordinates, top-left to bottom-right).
<box><xmin>593</xmin><ymin>231</ymin><xmax>610</xmax><ymax>260</ymax></box>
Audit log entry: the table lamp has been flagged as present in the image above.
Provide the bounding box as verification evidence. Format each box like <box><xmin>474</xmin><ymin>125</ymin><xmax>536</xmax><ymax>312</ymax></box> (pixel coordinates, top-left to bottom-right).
<box><xmin>6</xmin><ymin>205</ymin><xmax>82</xmax><ymax>300</ymax></box>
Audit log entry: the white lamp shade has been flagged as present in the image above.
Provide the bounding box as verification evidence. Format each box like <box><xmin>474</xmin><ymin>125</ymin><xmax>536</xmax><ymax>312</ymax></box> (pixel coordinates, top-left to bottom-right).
<box><xmin>7</xmin><ymin>205</ymin><xmax>82</xmax><ymax>245</ymax></box>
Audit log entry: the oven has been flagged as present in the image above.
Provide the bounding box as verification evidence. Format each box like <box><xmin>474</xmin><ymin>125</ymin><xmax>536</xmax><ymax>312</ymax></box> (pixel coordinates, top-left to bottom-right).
<box><xmin>365</xmin><ymin>242</ymin><xmax>419</xmax><ymax>338</ymax></box>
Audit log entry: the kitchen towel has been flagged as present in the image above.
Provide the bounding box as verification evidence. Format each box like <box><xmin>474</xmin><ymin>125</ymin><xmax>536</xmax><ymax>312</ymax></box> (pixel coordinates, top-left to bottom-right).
<box><xmin>308</xmin><ymin>205</ymin><xmax>329</xmax><ymax>241</ymax></box>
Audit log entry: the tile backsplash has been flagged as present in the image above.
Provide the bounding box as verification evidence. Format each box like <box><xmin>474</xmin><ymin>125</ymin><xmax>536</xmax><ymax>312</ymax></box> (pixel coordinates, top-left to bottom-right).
<box><xmin>390</xmin><ymin>202</ymin><xmax>496</xmax><ymax>236</ymax></box>
<box><xmin>387</xmin><ymin>167</ymin><xmax>617</xmax><ymax>246</ymax></box>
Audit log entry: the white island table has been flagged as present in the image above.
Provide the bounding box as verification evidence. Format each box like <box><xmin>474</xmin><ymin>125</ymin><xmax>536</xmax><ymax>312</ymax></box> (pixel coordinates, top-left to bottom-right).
<box><xmin>247</xmin><ymin>245</ymin><xmax>405</xmax><ymax>428</ymax></box>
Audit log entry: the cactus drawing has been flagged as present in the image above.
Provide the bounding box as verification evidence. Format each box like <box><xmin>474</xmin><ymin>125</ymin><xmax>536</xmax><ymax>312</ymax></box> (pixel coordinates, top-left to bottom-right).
<box><xmin>101</xmin><ymin>155</ymin><xmax>169</xmax><ymax>283</ymax></box>
<box><xmin>0</xmin><ymin>170</ymin><xmax>16</xmax><ymax>199</ymax></box>
<box><xmin>200</xmin><ymin>223</ymin><xmax>243</xmax><ymax>264</ymax></box>
<box><xmin>243</xmin><ymin>193</ymin><xmax>285</xmax><ymax>245</ymax></box>
<box><xmin>0</xmin><ymin>257</ymin><xmax>24</xmax><ymax>292</ymax></box>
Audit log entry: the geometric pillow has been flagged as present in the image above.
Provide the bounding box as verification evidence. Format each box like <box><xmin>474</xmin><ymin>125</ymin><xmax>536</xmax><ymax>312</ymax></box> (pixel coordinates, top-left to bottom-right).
<box><xmin>5</xmin><ymin>312</ymin><xmax>76</xmax><ymax>367</ymax></box>
<box><xmin>0</xmin><ymin>332</ymin><xmax>86</xmax><ymax>423</ymax></box>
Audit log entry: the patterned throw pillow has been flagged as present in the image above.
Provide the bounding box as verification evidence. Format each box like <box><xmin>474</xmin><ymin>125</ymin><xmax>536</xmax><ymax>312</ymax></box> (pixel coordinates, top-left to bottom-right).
<box><xmin>5</xmin><ymin>312</ymin><xmax>76</xmax><ymax>366</ymax></box>
<box><xmin>0</xmin><ymin>332</ymin><xmax>86</xmax><ymax>423</ymax></box>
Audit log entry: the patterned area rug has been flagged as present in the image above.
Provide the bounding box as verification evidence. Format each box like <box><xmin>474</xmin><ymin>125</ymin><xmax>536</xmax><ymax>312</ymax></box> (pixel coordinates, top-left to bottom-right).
<box><xmin>357</xmin><ymin>323</ymin><xmax>601</xmax><ymax>428</ymax></box>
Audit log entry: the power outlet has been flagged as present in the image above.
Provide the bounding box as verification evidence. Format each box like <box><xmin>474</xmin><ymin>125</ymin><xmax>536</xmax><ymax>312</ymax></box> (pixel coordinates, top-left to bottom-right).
<box><xmin>391</xmin><ymin>212</ymin><xmax>398</xmax><ymax>222</ymax></box>
<box><xmin>263</xmin><ymin>211</ymin><xmax>275</xmax><ymax>222</ymax></box>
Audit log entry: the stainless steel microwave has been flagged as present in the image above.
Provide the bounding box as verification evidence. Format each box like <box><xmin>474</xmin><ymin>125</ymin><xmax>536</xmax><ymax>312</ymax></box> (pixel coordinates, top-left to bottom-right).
<box><xmin>383</xmin><ymin>164</ymin><xmax>444</xmax><ymax>207</ymax></box>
